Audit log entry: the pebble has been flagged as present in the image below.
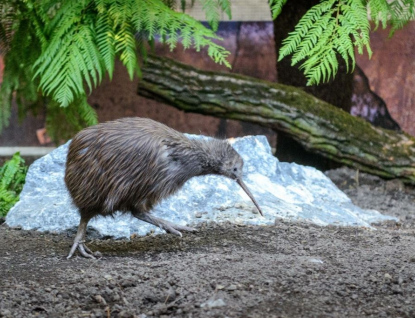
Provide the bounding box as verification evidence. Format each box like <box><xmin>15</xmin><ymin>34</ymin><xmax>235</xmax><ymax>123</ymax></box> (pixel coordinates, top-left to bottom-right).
<box><xmin>201</xmin><ymin>298</ymin><xmax>226</xmax><ymax>308</ymax></box>
<box><xmin>384</xmin><ymin>273</ymin><xmax>392</xmax><ymax>280</ymax></box>
<box><xmin>93</xmin><ymin>295</ymin><xmax>107</xmax><ymax>305</ymax></box>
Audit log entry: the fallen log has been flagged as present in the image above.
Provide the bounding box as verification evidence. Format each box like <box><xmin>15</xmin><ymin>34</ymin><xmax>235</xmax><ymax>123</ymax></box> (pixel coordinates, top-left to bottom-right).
<box><xmin>138</xmin><ymin>55</ymin><xmax>415</xmax><ymax>184</ymax></box>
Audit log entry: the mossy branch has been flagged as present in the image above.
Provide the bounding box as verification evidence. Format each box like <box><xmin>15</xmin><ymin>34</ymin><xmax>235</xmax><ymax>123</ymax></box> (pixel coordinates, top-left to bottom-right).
<box><xmin>138</xmin><ymin>56</ymin><xmax>415</xmax><ymax>183</ymax></box>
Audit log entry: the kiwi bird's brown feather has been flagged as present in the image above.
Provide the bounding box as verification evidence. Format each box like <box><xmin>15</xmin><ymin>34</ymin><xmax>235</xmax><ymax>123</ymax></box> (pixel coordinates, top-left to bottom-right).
<box><xmin>65</xmin><ymin>117</ymin><xmax>250</xmax><ymax>219</ymax></box>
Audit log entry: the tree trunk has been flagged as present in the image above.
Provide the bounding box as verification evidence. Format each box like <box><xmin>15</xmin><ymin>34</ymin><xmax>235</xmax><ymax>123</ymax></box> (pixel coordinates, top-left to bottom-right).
<box><xmin>138</xmin><ymin>55</ymin><xmax>415</xmax><ymax>184</ymax></box>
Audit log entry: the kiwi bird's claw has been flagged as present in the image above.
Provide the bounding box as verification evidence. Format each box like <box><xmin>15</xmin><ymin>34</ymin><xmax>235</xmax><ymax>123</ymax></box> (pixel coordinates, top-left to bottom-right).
<box><xmin>133</xmin><ymin>212</ymin><xmax>197</xmax><ymax>237</ymax></box>
<box><xmin>67</xmin><ymin>241</ymin><xmax>97</xmax><ymax>259</ymax></box>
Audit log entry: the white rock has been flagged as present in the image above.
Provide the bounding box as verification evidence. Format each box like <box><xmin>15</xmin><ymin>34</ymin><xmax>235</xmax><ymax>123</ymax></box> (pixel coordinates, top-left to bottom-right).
<box><xmin>6</xmin><ymin>135</ymin><xmax>396</xmax><ymax>238</ymax></box>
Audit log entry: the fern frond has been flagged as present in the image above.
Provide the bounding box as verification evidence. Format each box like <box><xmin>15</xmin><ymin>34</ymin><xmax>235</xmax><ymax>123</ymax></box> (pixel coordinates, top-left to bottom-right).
<box><xmin>3</xmin><ymin>0</ymin><xmax>232</xmax><ymax>136</ymax></box>
<box><xmin>388</xmin><ymin>0</ymin><xmax>415</xmax><ymax>36</ymax></box>
<box><xmin>115</xmin><ymin>20</ymin><xmax>141</xmax><ymax>80</ymax></box>
<box><xmin>218</xmin><ymin>0</ymin><xmax>232</xmax><ymax>20</ymax></box>
<box><xmin>199</xmin><ymin>0</ymin><xmax>221</xmax><ymax>31</ymax></box>
<box><xmin>0</xmin><ymin>152</ymin><xmax>27</xmax><ymax>216</ymax></box>
<box><xmin>31</xmin><ymin>0</ymin><xmax>231</xmax><ymax>108</ymax></box>
<box><xmin>0</xmin><ymin>1</ymin><xmax>17</xmax><ymax>53</ymax></box>
<box><xmin>269</xmin><ymin>0</ymin><xmax>287</xmax><ymax>20</ymax></box>
<box><xmin>0</xmin><ymin>154</ymin><xmax>20</xmax><ymax>189</ymax></box>
<box><xmin>96</xmin><ymin>13</ymin><xmax>116</xmax><ymax>79</ymax></box>
<box><xmin>291</xmin><ymin>13</ymin><xmax>334</xmax><ymax>65</ymax></box>
<box><xmin>45</xmin><ymin>97</ymin><xmax>98</xmax><ymax>143</ymax></box>
<box><xmin>279</xmin><ymin>0</ymin><xmax>336</xmax><ymax>61</ymax></box>
<box><xmin>0</xmin><ymin>188</ymin><xmax>17</xmax><ymax>217</ymax></box>
<box><xmin>279</xmin><ymin>0</ymin><xmax>371</xmax><ymax>85</ymax></box>
<box><xmin>368</xmin><ymin>0</ymin><xmax>390</xmax><ymax>30</ymax></box>
<box><xmin>346</xmin><ymin>0</ymin><xmax>371</xmax><ymax>57</ymax></box>
<box><xmin>0</xmin><ymin>3</ymin><xmax>43</xmax><ymax>131</ymax></box>
<box><xmin>197</xmin><ymin>0</ymin><xmax>231</xmax><ymax>31</ymax></box>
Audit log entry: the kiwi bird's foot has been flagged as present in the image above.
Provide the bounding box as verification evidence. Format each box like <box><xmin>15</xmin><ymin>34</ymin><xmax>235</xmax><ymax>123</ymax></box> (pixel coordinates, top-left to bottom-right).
<box><xmin>161</xmin><ymin>222</ymin><xmax>198</xmax><ymax>237</ymax></box>
<box><xmin>133</xmin><ymin>212</ymin><xmax>197</xmax><ymax>237</ymax></box>
<box><xmin>67</xmin><ymin>240</ymin><xmax>97</xmax><ymax>259</ymax></box>
<box><xmin>67</xmin><ymin>217</ymin><xmax>99</xmax><ymax>259</ymax></box>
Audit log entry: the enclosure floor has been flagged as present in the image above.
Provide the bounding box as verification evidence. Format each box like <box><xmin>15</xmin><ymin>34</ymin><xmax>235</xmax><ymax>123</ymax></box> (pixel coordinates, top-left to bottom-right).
<box><xmin>1</xmin><ymin>168</ymin><xmax>415</xmax><ymax>318</ymax></box>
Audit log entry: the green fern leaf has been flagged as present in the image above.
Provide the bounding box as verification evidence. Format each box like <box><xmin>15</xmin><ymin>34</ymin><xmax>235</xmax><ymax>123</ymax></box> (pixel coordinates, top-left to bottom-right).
<box><xmin>368</xmin><ymin>0</ymin><xmax>390</xmax><ymax>29</ymax></box>
<box><xmin>0</xmin><ymin>152</ymin><xmax>27</xmax><ymax>216</ymax></box>
<box><xmin>3</xmin><ymin>0</ymin><xmax>232</xmax><ymax>134</ymax></box>
<box><xmin>388</xmin><ymin>0</ymin><xmax>415</xmax><ymax>36</ymax></box>
<box><xmin>269</xmin><ymin>0</ymin><xmax>287</xmax><ymax>20</ymax></box>
<box><xmin>279</xmin><ymin>0</ymin><xmax>375</xmax><ymax>85</ymax></box>
<box><xmin>115</xmin><ymin>21</ymin><xmax>140</xmax><ymax>80</ymax></box>
<box><xmin>218</xmin><ymin>0</ymin><xmax>232</xmax><ymax>20</ymax></box>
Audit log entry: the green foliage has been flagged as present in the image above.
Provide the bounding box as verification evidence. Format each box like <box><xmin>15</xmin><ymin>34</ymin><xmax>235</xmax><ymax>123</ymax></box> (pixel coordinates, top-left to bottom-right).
<box><xmin>1</xmin><ymin>0</ymin><xmax>414</xmax><ymax>134</ymax></box>
<box><xmin>0</xmin><ymin>0</ymin><xmax>231</xmax><ymax>141</ymax></box>
<box><xmin>269</xmin><ymin>0</ymin><xmax>287</xmax><ymax>20</ymax></box>
<box><xmin>198</xmin><ymin>0</ymin><xmax>232</xmax><ymax>31</ymax></box>
<box><xmin>387</xmin><ymin>0</ymin><xmax>415</xmax><ymax>36</ymax></box>
<box><xmin>0</xmin><ymin>152</ymin><xmax>28</xmax><ymax>217</ymax></box>
<box><xmin>275</xmin><ymin>0</ymin><xmax>415</xmax><ymax>85</ymax></box>
<box><xmin>0</xmin><ymin>1</ymin><xmax>44</xmax><ymax>132</ymax></box>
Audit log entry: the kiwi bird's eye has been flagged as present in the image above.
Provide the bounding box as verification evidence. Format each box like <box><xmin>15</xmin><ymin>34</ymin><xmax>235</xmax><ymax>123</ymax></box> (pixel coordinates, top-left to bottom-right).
<box><xmin>233</xmin><ymin>167</ymin><xmax>238</xmax><ymax>172</ymax></box>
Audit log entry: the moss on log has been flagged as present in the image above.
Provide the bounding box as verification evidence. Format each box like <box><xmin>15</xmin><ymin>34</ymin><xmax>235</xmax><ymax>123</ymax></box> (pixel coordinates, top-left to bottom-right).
<box><xmin>138</xmin><ymin>56</ymin><xmax>415</xmax><ymax>184</ymax></box>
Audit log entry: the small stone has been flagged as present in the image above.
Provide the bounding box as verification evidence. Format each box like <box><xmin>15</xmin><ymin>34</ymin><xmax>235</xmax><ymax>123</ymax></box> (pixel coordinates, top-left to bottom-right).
<box><xmin>384</xmin><ymin>273</ymin><xmax>392</xmax><ymax>280</ymax></box>
<box><xmin>119</xmin><ymin>310</ymin><xmax>133</xmax><ymax>318</ymax></box>
<box><xmin>369</xmin><ymin>275</ymin><xmax>378</xmax><ymax>282</ymax></box>
<box><xmin>195</xmin><ymin>212</ymin><xmax>203</xmax><ymax>218</ymax></box>
<box><xmin>309</xmin><ymin>258</ymin><xmax>324</xmax><ymax>264</ymax></box>
<box><xmin>385</xmin><ymin>179</ymin><xmax>404</xmax><ymax>192</ymax></box>
<box><xmin>226</xmin><ymin>284</ymin><xmax>237</xmax><ymax>291</ymax></box>
<box><xmin>93</xmin><ymin>295</ymin><xmax>107</xmax><ymax>305</ymax></box>
<box><xmin>201</xmin><ymin>298</ymin><xmax>226</xmax><ymax>308</ymax></box>
<box><xmin>391</xmin><ymin>285</ymin><xmax>402</xmax><ymax>294</ymax></box>
<box><xmin>165</xmin><ymin>287</ymin><xmax>176</xmax><ymax>302</ymax></box>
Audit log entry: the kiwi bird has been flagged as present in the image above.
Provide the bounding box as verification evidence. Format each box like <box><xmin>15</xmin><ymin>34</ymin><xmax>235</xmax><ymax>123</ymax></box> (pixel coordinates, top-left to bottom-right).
<box><xmin>65</xmin><ymin>117</ymin><xmax>263</xmax><ymax>259</ymax></box>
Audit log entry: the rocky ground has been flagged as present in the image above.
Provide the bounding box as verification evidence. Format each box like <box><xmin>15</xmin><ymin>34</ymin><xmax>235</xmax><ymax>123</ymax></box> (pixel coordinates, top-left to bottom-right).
<box><xmin>1</xmin><ymin>167</ymin><xmax>415</xmax><ymax>318</ymax></box>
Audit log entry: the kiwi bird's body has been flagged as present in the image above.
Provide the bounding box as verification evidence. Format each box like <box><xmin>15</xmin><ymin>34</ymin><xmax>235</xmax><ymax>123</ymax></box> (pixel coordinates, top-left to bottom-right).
<box><xmin>65</xmin><ymin>117</ymin><xmax>263</xmax><ymax>259</ymax></box>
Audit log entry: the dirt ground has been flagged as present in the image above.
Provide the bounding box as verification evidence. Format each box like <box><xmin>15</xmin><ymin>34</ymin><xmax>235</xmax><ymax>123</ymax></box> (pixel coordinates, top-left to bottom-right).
<box><xmin>1</xmin><ymin>167</ymin><xmax>415</xmax><ymax>318</ymax></box>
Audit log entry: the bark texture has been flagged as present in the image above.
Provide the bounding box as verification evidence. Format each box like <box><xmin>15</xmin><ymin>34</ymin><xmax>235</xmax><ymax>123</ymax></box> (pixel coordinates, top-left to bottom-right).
<box><xmin>138</xmin><ymin>56</ymin><xmax>415</xmax><ymax>184</ymax></box>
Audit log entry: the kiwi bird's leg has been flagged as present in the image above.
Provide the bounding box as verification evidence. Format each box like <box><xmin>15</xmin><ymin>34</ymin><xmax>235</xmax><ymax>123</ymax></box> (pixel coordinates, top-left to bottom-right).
<box><xmin>67</xmin><ymin>216</ymin><xmax>96</xmax><ymax>259</ymax></box>
<box><xmin>133</xmin><ymin>211</ymin><xmax>197</xmax><ymax>237</ymax></box>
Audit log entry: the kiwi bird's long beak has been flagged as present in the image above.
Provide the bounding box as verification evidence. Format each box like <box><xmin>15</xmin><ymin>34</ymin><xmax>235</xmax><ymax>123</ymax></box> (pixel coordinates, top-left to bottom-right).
<box><xmin>236</xmin><ymin>178</ymin><xmax>264</xmax><ymax>216</ymax></box>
